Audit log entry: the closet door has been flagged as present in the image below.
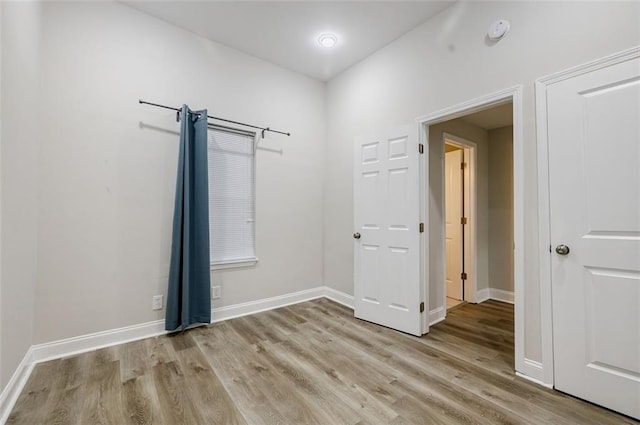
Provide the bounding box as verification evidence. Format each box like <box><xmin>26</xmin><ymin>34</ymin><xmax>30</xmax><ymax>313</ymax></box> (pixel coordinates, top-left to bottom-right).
<box><xmin>547</xmin><ymin>54</ymin><xmax>640</xmax><ymax>420</ymax></box>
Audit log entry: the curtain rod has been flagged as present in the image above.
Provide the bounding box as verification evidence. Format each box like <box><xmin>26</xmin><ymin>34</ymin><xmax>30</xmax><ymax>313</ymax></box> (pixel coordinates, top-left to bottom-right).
<box><xmin>138</xmin><ymin>99</ymin><xmax>291</xmax><ymax>137</ymax></box>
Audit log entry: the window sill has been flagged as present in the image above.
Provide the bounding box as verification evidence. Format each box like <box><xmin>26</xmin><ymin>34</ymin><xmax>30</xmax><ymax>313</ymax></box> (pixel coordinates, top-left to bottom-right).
<box><xmin>211</xmin><ymin>257</ymin><xmax>258</xmax><ymax>271</ymax></box>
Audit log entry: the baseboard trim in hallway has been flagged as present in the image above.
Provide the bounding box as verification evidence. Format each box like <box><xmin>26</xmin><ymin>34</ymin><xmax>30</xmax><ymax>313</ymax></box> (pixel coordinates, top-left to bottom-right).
<box><xmin>475</xmin><ymin>288</ymin><xmax>515</xmax><ymax>304</ymax></box>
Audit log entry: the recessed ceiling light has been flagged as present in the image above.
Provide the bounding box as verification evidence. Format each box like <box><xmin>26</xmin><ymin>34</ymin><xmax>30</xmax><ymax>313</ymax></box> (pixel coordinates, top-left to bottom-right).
<box><xmin>318</xmin><ymin>33</ymin><xmax>338</xmax><ymax>48</ymax></box>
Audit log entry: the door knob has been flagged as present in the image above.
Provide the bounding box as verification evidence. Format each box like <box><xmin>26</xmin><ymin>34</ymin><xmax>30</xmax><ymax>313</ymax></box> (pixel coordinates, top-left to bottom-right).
<box><xmin>555</xmin><ymin>244</ymin><xmax>570</xmax><ymax>255</ymax></box>
<box><xmin>353</xmin><ymin>232</ymin><xmax>361</xmax><ymax>239</ymax></box>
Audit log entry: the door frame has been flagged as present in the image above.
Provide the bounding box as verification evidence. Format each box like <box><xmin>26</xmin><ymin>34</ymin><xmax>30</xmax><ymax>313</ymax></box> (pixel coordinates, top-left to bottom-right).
<box><xmin>535</xmin><ymin>46</ymin><xmax>640</xmax><ymax>388</ymax></box>
<box><xmin>443</xmin><ymin>133</ymin><xmax>477</xmax><ymax>305</ymax></box>
<box><xmin>416</xmin><ymin>85</ymin><xmax>526</xmax><ymax>375</ymax></box>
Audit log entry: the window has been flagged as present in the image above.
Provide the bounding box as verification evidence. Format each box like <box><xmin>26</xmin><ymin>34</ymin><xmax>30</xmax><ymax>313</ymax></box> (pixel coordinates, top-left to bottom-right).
<box><xmin>207</xmin><ymin>126</ymin><xmax>257</xmax><ymax>269</ymax></box>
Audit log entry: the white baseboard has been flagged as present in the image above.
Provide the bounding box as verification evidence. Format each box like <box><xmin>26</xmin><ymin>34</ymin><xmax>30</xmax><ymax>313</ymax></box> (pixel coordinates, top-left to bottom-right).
<box><xmin>475</xmin><ymin>288</ymin><xmax>514</xmax><ymax>304</ymax></box>
<box><xmin>429</xmin><ymin>306</ymin><xmax>446</xmax><ymax>326</ymax></box>
<box><xmin>475</xmin><ymin>288</ymin><xmax>490</xmax><ymax>303</ymax></box>
<box><xmin>0</xmin><ymin>348</ymin><xmax>35</xmax><ymax>425</ymax></box>
<box><xmin>323</xmin><ymin>287</ymin><xmax>354</xmax><ymax>309</ymax></box>
<box><xmin>31</xmin><ymin>319</ymin><xmax>166</xmax><ymax>364</ymax></box>
<box><xmin>30</xmin><ymin>286</ymin><xmax>326</xmax><ymax>365</ymax></box>
<box><xmin>489</xmin><ymin>288</ymin><xmax>514</xmax><ymax>304</ymax></box>
<box><xmin>211</xmin><ymin>286</ymin><xmax>325</xmax><ymax>323</ymax></box>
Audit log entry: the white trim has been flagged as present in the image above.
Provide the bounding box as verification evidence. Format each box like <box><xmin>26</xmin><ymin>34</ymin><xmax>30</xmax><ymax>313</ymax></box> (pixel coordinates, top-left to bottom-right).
<box><xmin>324</xmin><ymin>287</ymin><xmax>354</xmax><ymax>309</ymax></box>
<box><xmin>29</xmin><ymin>286</ymin><xmax>329</xmax><ymax>364</ymax></box>
<box><xmin>31</xmin><ymin>286</ymin><xmax>324</xmax><ymax>363</ymax></box>
<box><xmin>419</xmin><ymin>122</ymin><xmax>429</xmax><ymax>335</ymax></box>
<box><xmin>416</xmin><ymin>87</ymin><xmax>516</xmax><ymax>125</ymax></box>
<box><xmin>429</xmin><ymin>306</ymin><xmax>446</xmax><ymax>327</ymax></box>
<box><xmin>473</xmin><ymin>288</ymin><xmax>514</xmax><ymax>305</ymax></box>
<box><xmin>211</xmin><ymin>257</ymin><xmax>258</xmax><ymax>271</ymax></box>
<box><xmin>32</xmin><ymin>320</ymin><xmax>167</xmax><ymax>364</ymax></box>
<box><xmin>417</xmin><ymin>85</ymin><xmax>526</xmax><ymax>381</ymax></box>
<box><xmin>489</xmin><ymin>289</ymin><xmax>514</xmax><ymax>304</ymax></box>
<box><xmin>537</xmin><ymin>46</ymin><xmax>640</xmax><ymax>86</ymax></box>
<box><xmin>535</xmin><ymin>46</ymin><xmax>640</xmax><ymax>389</ymax></box>
<box><xmin>442</xmin><ymin>133</ymin><xmax>478</xmax><ymax>304</ymax></box>
<box><xmin>535</xmin><ymin>76</ymin><xmax>555</xmax><ymax>388</ymax></box>
<box><xmin>0</xmin><ymin>348</ymin><xmax>35</xmax><ymax>425</ymax></box>
<box><xmin>475</xmin><ymin>288</ymin><xmax>490</xmax><ymax>303</ymax></box>
<box><xmin>210</xmin><ymin>286</ymin><xmax>324</xmax><ymax>323</ymax></box>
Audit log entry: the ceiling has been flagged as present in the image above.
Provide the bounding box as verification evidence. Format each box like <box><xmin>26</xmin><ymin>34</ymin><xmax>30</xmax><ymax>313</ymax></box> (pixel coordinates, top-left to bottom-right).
<box><xmin>122</xmin><ymin>1</ymin><xmax>454</xmax><ymax>81</ymax></box>
<box><xmin>459</xmin><ymin>103</ymin><xmax>513</xmax><ymax>130</ymax></box>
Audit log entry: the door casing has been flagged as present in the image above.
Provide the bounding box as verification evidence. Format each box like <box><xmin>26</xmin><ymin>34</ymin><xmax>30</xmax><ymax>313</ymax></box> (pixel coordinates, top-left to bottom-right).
<box><xmin>416</xmin><ymin>85</ymin><xmax>526</xmax><ymax>378</ymax></box>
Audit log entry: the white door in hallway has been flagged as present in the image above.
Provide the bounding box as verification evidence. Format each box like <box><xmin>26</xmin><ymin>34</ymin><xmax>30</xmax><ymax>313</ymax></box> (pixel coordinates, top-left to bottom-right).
<box><xmin>445</xmin><ymin>148</ymin><xmax>464</xmax><ymax>301</ymax></box>
<box><xmin>547</xmin><ymin>55</ymin><xmax>640</xmax><ymax>419</ymax></box>
<box><xmin>353</xmin><ymin>125</ymin><xmax>422</xmax><ymax>336</ymax></box>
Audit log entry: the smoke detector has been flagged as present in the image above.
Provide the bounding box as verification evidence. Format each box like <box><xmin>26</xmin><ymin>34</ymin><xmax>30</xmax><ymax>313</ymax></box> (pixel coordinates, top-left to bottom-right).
<box><xmin>488</xmin><ymin>20</ymin><xmax>510</xmax><ymax>41</ymax></box>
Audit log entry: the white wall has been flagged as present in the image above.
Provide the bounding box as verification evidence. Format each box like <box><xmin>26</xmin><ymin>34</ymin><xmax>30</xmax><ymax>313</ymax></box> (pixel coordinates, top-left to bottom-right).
<box><xmin>488</xmin><ymin>126</ymin><xmax>514</xmax><ymax>293</ymax></box>
<box><xmin>325</xmin><ymin>1</ymin><xmax>640</xmax><ymax>368</ymax></box>
<box><xmin>0</xmin><ymin>2</ymin><xmax>42</xmax><ymax>389</ymax></box>
<box><xmin>0</xmin><ymin>1</ymin><xmax>326</xmax><ymax>350</ymax></box>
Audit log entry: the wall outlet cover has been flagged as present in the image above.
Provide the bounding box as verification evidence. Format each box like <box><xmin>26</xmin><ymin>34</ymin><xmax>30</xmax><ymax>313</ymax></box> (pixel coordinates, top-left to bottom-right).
<box><xmin>212</xmin><ymin>286</ymin><xmax>221</xmax><ymax>300</ymax></box>
<box><xmin>152</xmin><ymin>294</ymin><xmax>163</xmax><ymax>310</ymax></box>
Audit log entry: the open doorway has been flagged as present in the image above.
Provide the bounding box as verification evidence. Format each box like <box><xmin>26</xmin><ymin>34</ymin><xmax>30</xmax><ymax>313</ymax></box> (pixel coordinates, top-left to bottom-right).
<box><xmin>436</xmin><ymin>102</ymin><xmax>514</xmax><ymax>315</ymax></box>
<box><xmin>444</xmin><ymin>142</ymin><xmax>465</xmax><ymax>309</ymax></box>
<box><xmin>443</xmin><ymin>134</ymin><xmax>476</xmax><ymax>311</ymax></box>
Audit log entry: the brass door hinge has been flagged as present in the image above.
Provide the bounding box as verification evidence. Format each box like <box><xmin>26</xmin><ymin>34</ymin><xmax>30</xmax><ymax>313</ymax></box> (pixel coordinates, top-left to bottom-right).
<box><xmin>420</xmin><ymin>302</ymin><xmax>425</xmax><ymax>313</ymax></box>
<box><xmin>461</xmin><ymin>217</ymin><xmax>467</xmax><ymax>225</ymax></box>
<box><xmin>461</xmin><ymin>162</ymin><xmax>467</xmax><ymax>169</ymax></box>
<box><xmin>461</xmin><ymin>272</ymin><xmax>468</xmax><ymax>280</ymax></box>
<box><xmin>418</xmin><ymin>144</ymin><xmax>424</xmax><ymax>154</ymax></box>
<box><xmin>419</xmin><ymin>222</ymin><xmax>424</xmax><ymax>233</ymax></box>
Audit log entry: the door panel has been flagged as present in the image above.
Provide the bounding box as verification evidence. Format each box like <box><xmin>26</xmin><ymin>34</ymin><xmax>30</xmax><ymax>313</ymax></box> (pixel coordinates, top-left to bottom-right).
<box><xmin>360</xmin><ymin>244</ymin><xmax>381</xmax><ymax>303</ymax></box>
<box><xmin>445</xmin><ymin>149</ymin><xmax>463</xmax><ymax>301</ymax></box>
<box><xmin>548</xmin><ymin>56</ymin><xmax>640</xmax><ymax>419</ymax></box>
<box><xmin>354</xmin><ymin>126</ymin><xmax>421</xmax><ymax>336</ymax></box>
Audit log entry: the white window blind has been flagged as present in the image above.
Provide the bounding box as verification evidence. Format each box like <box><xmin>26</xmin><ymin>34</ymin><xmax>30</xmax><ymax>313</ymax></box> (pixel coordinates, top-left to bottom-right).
<box><xmin>207</xmin><ymin>127</ymin><xmax>256</xmax><ymax>265</ymax></box>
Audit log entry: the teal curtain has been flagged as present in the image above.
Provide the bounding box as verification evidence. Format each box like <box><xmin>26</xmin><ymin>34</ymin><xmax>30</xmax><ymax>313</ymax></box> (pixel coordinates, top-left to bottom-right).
<box><xmin>166</xmin><ymin>105</ymin><xmax>211</xmax><ymax>331</ymax></box>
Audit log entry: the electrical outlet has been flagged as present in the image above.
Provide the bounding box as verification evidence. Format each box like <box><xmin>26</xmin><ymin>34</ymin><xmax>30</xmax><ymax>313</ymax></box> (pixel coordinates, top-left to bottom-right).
<box><xmin>212</xmin><ymin>286</ymin><xmax>221</xmax><ymax>300</ymax></box>
<box><xmin>152</xmin><ymin>294</ymin><xmax>163</xmax><ymax>310</ymax></box>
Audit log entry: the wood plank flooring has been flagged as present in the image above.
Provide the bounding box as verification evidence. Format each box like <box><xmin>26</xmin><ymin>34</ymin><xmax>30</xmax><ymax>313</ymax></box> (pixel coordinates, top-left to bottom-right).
<box><xmin>7</xmin><ymin>299</ymin><xmax>637</xmax><ymax>424</ymax></box>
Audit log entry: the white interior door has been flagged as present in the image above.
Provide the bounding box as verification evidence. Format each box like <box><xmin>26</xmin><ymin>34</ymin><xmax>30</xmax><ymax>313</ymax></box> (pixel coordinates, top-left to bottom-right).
<box><xmin>353</xmin><ymin>125</ymin><xmax>422</xmax><ymax>336</ymax></box>
<box><xmin>445</xmin><ymin>149</ymin><xmax>464</xmax><ymax>301</ymax></box>
<box><xmin>547</xmin><ymin>56</ymin><xmax>640</xmax><ymax>419</ymax></box>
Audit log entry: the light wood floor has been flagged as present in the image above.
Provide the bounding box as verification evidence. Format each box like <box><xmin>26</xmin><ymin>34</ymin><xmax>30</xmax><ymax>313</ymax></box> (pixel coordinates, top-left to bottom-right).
<box><xmin>7</xmin><ymin>299</ymin><xmax>637</xmax><ymax>424</ymax></box>
<box><xmin>445</xmin><ymin>296</ymin><xmax>464</xmax><ymax>310</ymax></box>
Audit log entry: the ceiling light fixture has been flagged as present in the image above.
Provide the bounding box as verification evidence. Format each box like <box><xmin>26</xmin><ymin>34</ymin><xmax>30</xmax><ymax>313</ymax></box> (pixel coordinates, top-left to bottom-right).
<box><xmin>318</xmin><ymin>33</ymin><xmax>338</xmax><ymax>48</ymax></box>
